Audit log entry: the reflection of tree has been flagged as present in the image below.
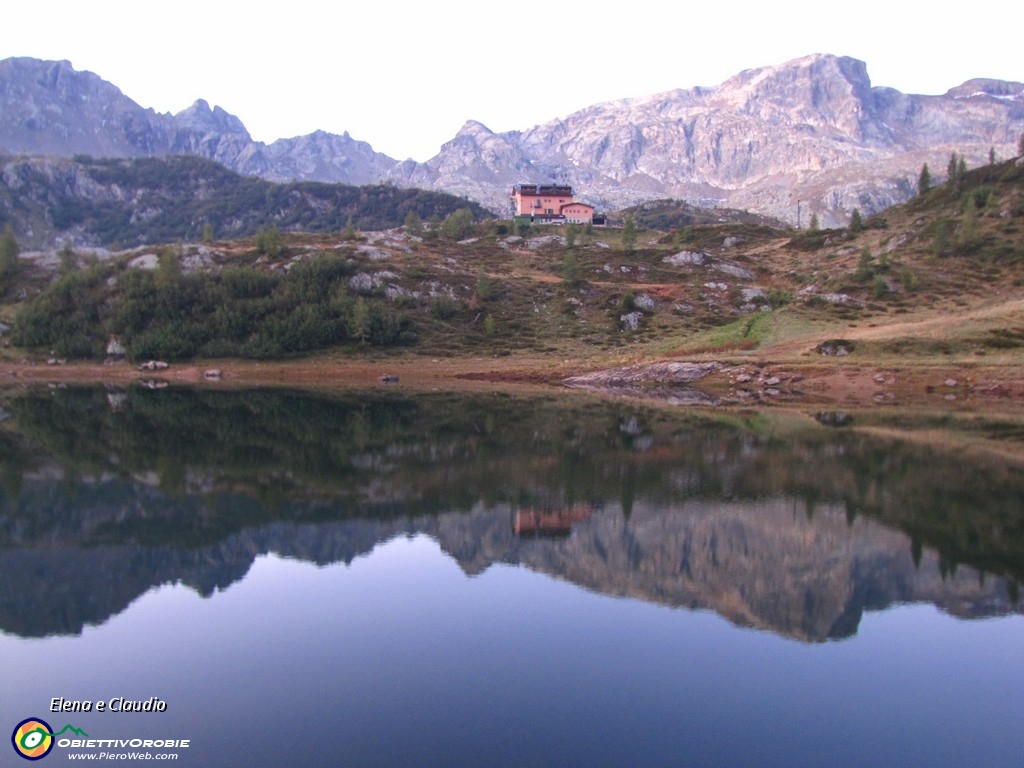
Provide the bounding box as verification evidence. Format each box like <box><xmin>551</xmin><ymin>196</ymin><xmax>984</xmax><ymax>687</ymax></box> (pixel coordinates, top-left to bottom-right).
<box><xmin>2</xmin><ymin>493</ymin><xmax>1018</xmax><ymax>641</ymax></box>
<box><xmin>911</xmin><ymin>536</ymin><xmax>923</xmax><ymax>569</ymax></box>
<box><xmin>620</xmin><ymin>464</ymin><xmax>636</xmax><ymax>520</ymax></box>
<box><xmin>5</xmin><ymin>388</ymin><xmax>1024</xmax><ymax>581</ymax></box>
<box><xmin>0</xmin><ymin>386</ymin><xmax>1023</xmax><ymax>640</ymax></box>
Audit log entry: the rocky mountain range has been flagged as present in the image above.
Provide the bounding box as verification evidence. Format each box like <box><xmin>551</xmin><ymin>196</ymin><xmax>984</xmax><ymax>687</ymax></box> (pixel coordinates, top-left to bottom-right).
<box><xmin>3</xmin><ymin>386</ymin><xmax>1023</xmax><ymax>641</ymax></box>
<box><xmin>0</xmin><ymin>57</ymin><xmax>396</xmax><ymax>184</ymax></box>
<box><xmin>2</xmin><ymin>54</ymin><xmax>1022</xmax><ymax>226</ymax></box>
<box><xmin>3</xmin><ymin>476</ymin><xmax>1018</xmax><ymax>641</ymax></box>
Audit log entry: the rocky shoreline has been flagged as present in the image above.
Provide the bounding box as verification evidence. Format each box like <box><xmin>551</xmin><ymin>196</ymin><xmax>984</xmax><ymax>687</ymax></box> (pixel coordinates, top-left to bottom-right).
<box><xmin>4</xmin><ymin>356</ymin><xmax>1024</xmax><ymax>412</ymax></box>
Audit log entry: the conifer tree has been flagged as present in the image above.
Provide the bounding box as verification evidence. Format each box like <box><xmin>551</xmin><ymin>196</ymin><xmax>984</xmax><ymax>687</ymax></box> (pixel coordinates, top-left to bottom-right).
<box><xmin>562</xmin><ymin>251</ymin><xmax>579</xmax><ymax>286</ymax></box>
<box><xmin>440</xmin><ymin>208</ymin><xmax>473</xmax><ymax>241</ymax></box>
<box><xmin>0</xmin><ymin>224</ymin><xmax>18</xmax><ymax>279</ymax></box>
<box><xmin>403</xmin><ymin>210</ymin><xmax>423</xmax><ymax>237</ymax></box>
<box><xmin>565</xmin><ymin>222</ymin><xmax>580</xmax><ymax>248</ymax></box>
<box><xmin>958</xmin><ymin>198</ymin><xmax>979</xmax><ymax>253</ymax></box>
<box><xmin>622</xmin><ymin>215</ymin><xmax>637</xmax><ymax>252</ymax></box>
<box><xmin>918</xmin><ymin>163</ymin><xmax>931</xmax><ymax>195</ymax></box>
<box><xmin>58</xmin><ymin>243</ymin><xmax>76</xmax><ymax>275</ymax></box>
<box><xmin>427</xmin><ymin>214</ymin><xmax>442</xmax><ymax>239</ymax></box>
<box><xmin>947</xmin><ymin>152</ymin><xmax>959</xmax><ymax>181</ymax></box>
<box><xmin>255</xmin><ymin>226</ymin><xmax>284</xmax><ymax>256</ymax></box>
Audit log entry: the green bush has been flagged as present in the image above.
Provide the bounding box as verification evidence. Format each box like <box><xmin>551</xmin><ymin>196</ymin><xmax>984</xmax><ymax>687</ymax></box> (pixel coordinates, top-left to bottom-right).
<box><xmin>872</xmin><ymin>275</ymin><xmax>888</xmax><ymax>299</ymax></box>
<box><xmin>13</xmin><ymin>251</ymin><xmax>414</xmax><ymax>361</ymax></box>
<box><xmin>11</xmin><ymin>269</ymin><xmax>110</xmax><ymax>357</ymax></box>
<box><xmin>430</xmin><ymin>296</ymin><xmax>462</xmax><ymax>320</ymax></box>
<box><xmin>767</xmin><ymin>287</ymin><xmax>793</xmax><ymax>307</ymax></box>
<box><xmin>440</xmin><ymin>209</ymin><xmax>474</xmax><ymax>241</ymax></box>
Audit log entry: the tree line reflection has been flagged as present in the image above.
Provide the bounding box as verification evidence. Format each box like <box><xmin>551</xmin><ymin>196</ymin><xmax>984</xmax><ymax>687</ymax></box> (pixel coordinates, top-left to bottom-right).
<box><xmin>0</xmin><ymin>385</ymin><xmax>1021</xmax><ymax>639</ymax></box>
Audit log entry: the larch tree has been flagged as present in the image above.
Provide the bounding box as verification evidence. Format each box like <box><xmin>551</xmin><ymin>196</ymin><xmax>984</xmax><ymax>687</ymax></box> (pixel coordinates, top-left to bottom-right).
<box><xmin>0</xmin><ymin>224</ymin><xmax>18</xmax><ymax>279</ymax></box>
<box><xmin>918</xmin><ymin>163</ymin><xmax>931</xmax><ymax>195</ymax></box>
<box><xmin>621</xmin><ymin>215</ymin><xmax>637</xmax><ymax>252</ymax></box>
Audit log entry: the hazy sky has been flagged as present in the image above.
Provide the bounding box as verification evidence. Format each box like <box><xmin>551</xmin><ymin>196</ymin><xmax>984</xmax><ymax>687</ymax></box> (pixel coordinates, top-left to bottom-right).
<box><xmin>6</xmin><ymin>0</ymin><xmax>1021</xmax><ymax>161</ymax></box>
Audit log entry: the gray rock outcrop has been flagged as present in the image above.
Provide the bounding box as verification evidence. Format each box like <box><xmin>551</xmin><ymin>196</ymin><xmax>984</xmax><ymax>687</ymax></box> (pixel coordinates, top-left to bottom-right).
<box><xmin>3</xmin><ymin>54</ymin><xmax>1022</xmax><ymax>225</ymax></box>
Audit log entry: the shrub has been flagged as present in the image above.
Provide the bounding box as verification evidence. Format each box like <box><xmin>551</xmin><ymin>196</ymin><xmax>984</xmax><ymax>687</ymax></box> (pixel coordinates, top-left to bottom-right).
<box><xmin>13</xmin><ymin>248</ymin><xmax>415</xmax><ymax>360</ymax></box>
<box><xmin>476</xmin><ymin>271</ymin><xmax>492</xmax><ymax>301</ymax></box>
<box><xmin>767</xmin><ymin>287</ymin><xmax>793</xmax><ymax>307</ymax></box>
<box><xmin>0</xmin><ymin>224</ymin><xmax>18</xmax><ymax>280</ymax></box>
<box><xmin>562</xmin><ymin>252</ymin><xmax>580</xmax><ymax>286</ymax></box>
<box><xmin>872</xmin><ymin>276</ymin><xmax>888</xmax><ymax>299</ymax></box>
<box><xmin>855</xmin><ymin>248</ymin><xmax>875</xmax><ymax>281</ymax></box>
<box><xmin>255</xmin><ymin>226</ymin><xmax>283</xmax><ymax>257</ymax></box>
<box><xmin>430</xmin><ymin>296</ymin><xmax>462</xmax><ymax>320</ymax></box>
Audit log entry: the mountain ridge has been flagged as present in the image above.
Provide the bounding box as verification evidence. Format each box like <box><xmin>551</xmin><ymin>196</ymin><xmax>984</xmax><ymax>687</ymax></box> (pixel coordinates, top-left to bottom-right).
<box><xmin>0</xmin><ymin>153</ymin><xmax>491</xmax><ymax>249</ymax></box>
<box><xmin>1</xmin><ymin>54</ymin><xmax>1022</xmax><ymax>224</ymax></box>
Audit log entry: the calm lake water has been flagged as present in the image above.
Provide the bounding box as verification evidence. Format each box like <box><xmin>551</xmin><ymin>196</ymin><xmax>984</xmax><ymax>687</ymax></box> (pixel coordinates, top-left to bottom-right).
<box><xmin>3</xmin><ymin>385</ymin><xmax>1023</xmax><ymax>767</ymax></box>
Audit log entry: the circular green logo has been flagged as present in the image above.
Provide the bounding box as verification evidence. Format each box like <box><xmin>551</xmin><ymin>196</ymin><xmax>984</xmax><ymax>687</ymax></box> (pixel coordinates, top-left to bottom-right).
<box><xmin>12</xmin><ymin>717</ymin><xmax>54</xmax><ymax>760</ymax></box>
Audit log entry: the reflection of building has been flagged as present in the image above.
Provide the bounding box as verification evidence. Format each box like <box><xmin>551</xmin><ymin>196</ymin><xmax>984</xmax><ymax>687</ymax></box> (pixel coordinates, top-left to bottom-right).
<box><xmin>513</xmin><ymin>504</ymin><xmax>592</xmax><ymax>537</ymax></box>
<box><xmin>511</xmin><ymin>184</ymin><xmax>595</xmax><ymax>225</ymax></box>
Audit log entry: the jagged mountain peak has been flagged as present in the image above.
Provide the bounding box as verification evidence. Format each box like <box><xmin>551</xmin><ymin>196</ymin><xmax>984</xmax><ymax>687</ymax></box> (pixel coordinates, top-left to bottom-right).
<box><xmin>285</xmin><ymin>128</ymin><xmax>359</xmax><ymax>144</ymax></box>
<box><xmin>0</xmin><ymin>56</ymin><xmax>138</xmax><ymax>110</ymax></box>
<box><xmin>0</xmin><ymin>57</ymin><xmax>165</xmax><ymax>157</ymax></box>
<box><xmin>1</xmin><ymin>56</ymin><xmax>80</xmax><ymax>84</ymax></box>
<box><xmin>945</xmin><ymin>78</ymin><xmax>1024</xmax><ymax>100</ymax></box>
<box><xmin>714</xmin><ymin>53</ymin><xmax>873</xmax><ymax>119</ymax></box>
<box><xmin>1</xmin><ymin>55</ymin><xmax>1021</xmax><ymax>227</ymax></box>
<box><xmin>444</xmin><ymin>51</ymin><xmax>1021</xmax><ymax>217</ymax></box>
<box><xmin>174</xmin><ymin>99</ymin><xmax>250</xmax><ymax>137</ymax></box>
<box><xmin>454</xmin><ymin>119</ymin><xmax>495</xmax><ymax>138</ymax></box>
<box><xmin>724</xmin><ymin>53</ymin><xmax>869</xmax><ymax>85</ymax></box>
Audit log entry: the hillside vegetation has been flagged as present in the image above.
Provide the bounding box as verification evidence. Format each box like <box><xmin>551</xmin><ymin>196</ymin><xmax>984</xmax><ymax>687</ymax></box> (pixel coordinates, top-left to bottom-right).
<box><xmin>2</xmin><ymin>157</ymin><xmax>1023</xmax><ymax>368</ymax></box>
<box><xmin>0</xmin><ymin>154</ymin><xmax>490</xmax><ymax>250</ymax></box>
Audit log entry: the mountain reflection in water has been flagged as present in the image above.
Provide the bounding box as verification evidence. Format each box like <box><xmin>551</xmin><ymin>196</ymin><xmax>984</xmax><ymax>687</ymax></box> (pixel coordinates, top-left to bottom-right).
<box><xmin>0</xmin><ymin>385</ymin><xmax>1021</xmax><ymax>640</ymax></box>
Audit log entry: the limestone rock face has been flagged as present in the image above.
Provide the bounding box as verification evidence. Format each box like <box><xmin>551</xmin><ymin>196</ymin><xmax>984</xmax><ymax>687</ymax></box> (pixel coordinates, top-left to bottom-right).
<box><xmin>2</xmin><ymin>54</ymin><xmax>1023</xmax><ymax>225</ymax></box>
<box><xmin>408</xmin><ymin>54</ymin><xmax>1024</xmax><ymax>223</ymax></box>
<box><xmin>239</xmin><ymin>129</ymin><xmax>395</xmax><ymax>186</ymax></box>
<box><xmin>0</xmin><ymin>57</ymin><xmax>395</xmax><ymax>187</ymax></box>
<box><xmin>388</xmin><ymin>120</ymin><xmax>546</xmax><ymax>212</ymax></box>
<box><xmin>0</xmin><ymin>58</ymin><xmax>171</xmax><ymax>157</ymax></box>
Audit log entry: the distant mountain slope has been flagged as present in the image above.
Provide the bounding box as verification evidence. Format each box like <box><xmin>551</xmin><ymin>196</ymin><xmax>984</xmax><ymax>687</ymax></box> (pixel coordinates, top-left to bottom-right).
<box><xmin>404</xmin><ymin>55</ymin><xmax>1024</xmax><ymax>223</ymax></box>
<box><xmin>0</xmin><ymin>154</ymin><xmax>489</xmax><ymax>249</ymax></box>
<box><xmin>2</xmin><ymin>55</ymin><xmax>1022</xmax><ymax>225</ymax></box>
<box><xmin>0</xmin><ymin>58</ymin><xmax>395</xmax><ymax>185</ymax></box>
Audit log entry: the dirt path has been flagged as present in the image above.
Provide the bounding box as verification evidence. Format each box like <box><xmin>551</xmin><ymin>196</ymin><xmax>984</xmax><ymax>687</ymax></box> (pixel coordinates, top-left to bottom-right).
<box><xmin>841</xmin><ymin>297</ymin><xmax>1024</xmax><ymax>341</ymax></box>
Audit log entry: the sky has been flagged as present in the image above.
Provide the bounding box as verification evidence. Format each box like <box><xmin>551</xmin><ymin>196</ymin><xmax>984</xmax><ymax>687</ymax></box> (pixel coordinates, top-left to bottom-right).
<box><xmin>6</xmin><ymin>0</ymin><xmax>1022</xmax><ymax>162</ymax></box>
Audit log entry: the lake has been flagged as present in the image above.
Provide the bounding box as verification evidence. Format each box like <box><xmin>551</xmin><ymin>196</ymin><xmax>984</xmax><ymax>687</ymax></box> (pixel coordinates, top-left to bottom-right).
<box><xmin>3</xmin><ymin>385</ymin><xmax>1023</xmax><ymax>767</ymax></box>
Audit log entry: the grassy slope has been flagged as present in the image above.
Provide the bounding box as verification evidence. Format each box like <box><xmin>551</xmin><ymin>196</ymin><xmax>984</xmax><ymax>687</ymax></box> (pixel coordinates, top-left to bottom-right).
<box><xmin>2</xmin><ymin>158</ymin><xmax>1023</xmax><ymax>382</ymax></box>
